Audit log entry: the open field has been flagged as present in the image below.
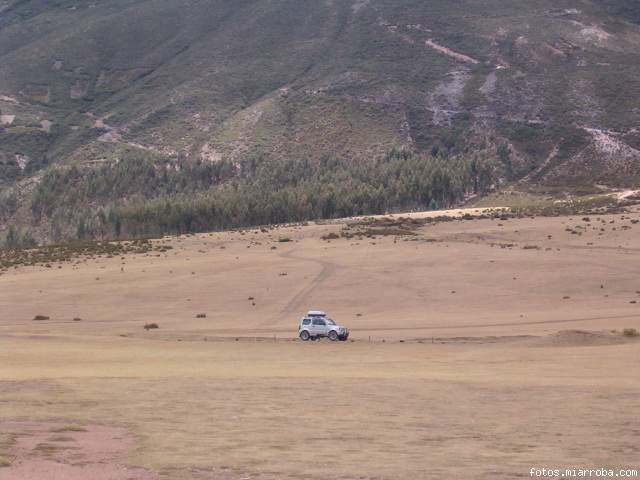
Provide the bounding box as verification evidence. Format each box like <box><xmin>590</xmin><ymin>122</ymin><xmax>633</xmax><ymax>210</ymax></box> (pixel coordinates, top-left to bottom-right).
<box><xmin>2</xmin><ymin>207</ymin><xmax>640</xmax><ymax>479</ymax></box>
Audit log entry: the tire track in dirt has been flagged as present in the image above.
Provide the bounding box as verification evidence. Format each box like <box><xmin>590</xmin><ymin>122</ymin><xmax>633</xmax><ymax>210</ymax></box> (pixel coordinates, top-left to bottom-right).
<box><xmin>260</xmin><ymin>249</ymin><xmax>337</xmax><ymax>326</ymax></box>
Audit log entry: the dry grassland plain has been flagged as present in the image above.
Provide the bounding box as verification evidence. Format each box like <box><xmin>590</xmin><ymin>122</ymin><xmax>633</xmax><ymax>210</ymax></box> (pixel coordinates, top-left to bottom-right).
<box><xmin>1</xmin><ymin>207</ymin><xmax>640</xmax><ymax>479</ymax></box>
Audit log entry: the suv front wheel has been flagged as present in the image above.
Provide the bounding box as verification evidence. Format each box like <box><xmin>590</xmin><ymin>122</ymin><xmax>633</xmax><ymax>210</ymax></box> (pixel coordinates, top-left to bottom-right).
<box><xmin>328</xmin><ymin>330</ymin><xmax>339</xmax><ymax>341</ymax></box>
<box><xmin>299</xmin><ymin>330</ymin><xmax>311</xmax><ymax>341</ymax></box>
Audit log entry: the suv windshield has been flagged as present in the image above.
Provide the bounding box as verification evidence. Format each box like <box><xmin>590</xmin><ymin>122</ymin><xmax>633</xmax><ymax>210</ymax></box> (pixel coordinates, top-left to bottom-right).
<box><xmin>326</xmin><ymin>319</ymin><xmax>336</xmax><ymax>325</ymax></box>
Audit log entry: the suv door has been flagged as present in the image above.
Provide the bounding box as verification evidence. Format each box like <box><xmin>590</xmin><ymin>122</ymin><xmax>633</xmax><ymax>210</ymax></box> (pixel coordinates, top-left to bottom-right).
<box><xmin>311</xmin><ymin>318</ymin><xmax>327</xmax><ymax>336</ymax></box>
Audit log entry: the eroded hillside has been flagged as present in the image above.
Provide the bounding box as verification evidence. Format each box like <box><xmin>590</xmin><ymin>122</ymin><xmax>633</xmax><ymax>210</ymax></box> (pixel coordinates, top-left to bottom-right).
<box><xmin>1</xmin><ymin>0</ymin><xmax>640</xmax><ymax>243</ymax></box>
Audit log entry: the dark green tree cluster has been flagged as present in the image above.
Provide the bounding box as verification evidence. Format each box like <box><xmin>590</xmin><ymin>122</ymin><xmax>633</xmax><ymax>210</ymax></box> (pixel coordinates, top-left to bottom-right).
<box><xmin>31</xmin><ymin>153</ymin><xmax>237</xmax><ymax>220</ymax></box>
<box><xmin>67</xmin><ymin>149</ymin><xmax>500</xmax><ymax>239</ymax></box>
<box><xmin>3</xmin><ymin>226</ymin><xmax>37</xmax><ymax>249</ymax></box>
<box><xmin>0</xmin><ymin>189</ymin><xmax>18</xmax><ymax>223</ymax></box>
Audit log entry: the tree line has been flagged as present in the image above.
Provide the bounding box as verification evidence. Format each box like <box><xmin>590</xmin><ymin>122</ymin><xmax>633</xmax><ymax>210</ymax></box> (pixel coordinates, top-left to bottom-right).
<box><xmin>3</xmin><ymin>148</ymin><xmax>501</xmax><ymax>246</ymax></box>
<box><xmin>74</xmin><ymin>149</ymin><xmax>500</xmax><ymax>239</ymax></box>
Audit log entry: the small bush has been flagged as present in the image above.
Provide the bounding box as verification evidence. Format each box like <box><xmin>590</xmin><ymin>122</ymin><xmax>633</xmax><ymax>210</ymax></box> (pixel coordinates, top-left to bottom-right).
<box><xmin>51</xmin><ymin>425</ymin><xmax>87</xmax><ymax>433</ymax></box>
<box><xmin>321</xmin><ymin>232</ymin><xmax>340</xmax><ymax>240</ymax></box>
<box><xmin>33</xmin><ymin>315</ymin><xmax>50</xmax><ymax>321</ymax></box>
<box><xmin>144</xmin><ymin>323</ymin><xmax>159</xmax><ymax>330</ymax></box>
<box><xmin>196</xmin><ymin>313</ymin><xmax>207</xmax><ymax>318</ymax></box>
<box><xmin>278</xmin><ymin>237</ymin><xmax>292</xmax><ymax>242</ymax></box>
<box><xmin>73</xmin><ymin>317</ymin><xmax>82</xmax><ymax>322</ymax></box>
<box><xmin>623</xmin><ymin>328</ymin><xmax>639</xmax><ymax>337</ymax></box>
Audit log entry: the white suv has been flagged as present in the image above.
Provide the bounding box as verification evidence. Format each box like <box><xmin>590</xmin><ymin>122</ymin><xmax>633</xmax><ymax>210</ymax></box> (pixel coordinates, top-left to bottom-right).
<box><xmin>298</xmin><ymin>311</ymin><xmax>349</xmax><ymax>341</ymax></box>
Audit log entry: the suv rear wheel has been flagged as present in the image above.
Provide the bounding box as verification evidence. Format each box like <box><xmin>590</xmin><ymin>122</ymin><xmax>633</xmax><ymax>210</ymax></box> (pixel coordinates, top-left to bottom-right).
<box><xmin>328</xmin><ymin>330</ymin><xmax>339</xmax><ymax>341</ymax></box>
<box><xmin>299</xmin><ymin>330</ymin><xmax>311</xmax><ymax>341</ymax></box>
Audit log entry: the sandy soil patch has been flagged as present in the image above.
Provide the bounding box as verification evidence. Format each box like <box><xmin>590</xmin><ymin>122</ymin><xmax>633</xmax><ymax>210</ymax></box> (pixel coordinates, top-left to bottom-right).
<box><xmin>0</xmin><ymin>421</ymin><xmax>157</xmax><ymax>480</ymax></box>
<box><xmin>523</xmin><ymin>329</ymin><xmax>635</xmax><ymax>347</ymax></box>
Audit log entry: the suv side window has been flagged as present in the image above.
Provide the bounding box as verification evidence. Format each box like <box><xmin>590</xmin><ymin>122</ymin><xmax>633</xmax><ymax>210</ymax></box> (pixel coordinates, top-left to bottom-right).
<box><xmin>302</xmin><ymin>319</ymin><xmax>311</xmax><ymax>326</ymax></box>
<box><xmin>312</xmin><ymin>319</ymin><xmax>326</xmax><ymax>326</ymax></box>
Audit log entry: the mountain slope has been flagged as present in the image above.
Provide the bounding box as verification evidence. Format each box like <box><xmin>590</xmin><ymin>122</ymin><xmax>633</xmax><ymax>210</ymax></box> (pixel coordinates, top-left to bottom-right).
<box><xmin>1</xmin><ymin>0</ymin><xmax>640</xmax><ymax>243</ymax></box>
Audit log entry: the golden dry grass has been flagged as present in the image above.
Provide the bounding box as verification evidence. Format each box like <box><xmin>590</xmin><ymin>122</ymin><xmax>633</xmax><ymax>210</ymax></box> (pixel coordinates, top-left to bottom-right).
<box><xmin>1</xmin><ymin>207</ymin><xmax>640</xmax><ymax>479</ymax></box>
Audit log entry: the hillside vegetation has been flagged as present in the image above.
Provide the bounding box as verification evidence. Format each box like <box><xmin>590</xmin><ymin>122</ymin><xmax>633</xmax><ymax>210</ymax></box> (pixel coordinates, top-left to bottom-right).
<box><xmin>1</xmin><ymin>0</ymin><xmax>640</xmax><ymax>244</ymax></box>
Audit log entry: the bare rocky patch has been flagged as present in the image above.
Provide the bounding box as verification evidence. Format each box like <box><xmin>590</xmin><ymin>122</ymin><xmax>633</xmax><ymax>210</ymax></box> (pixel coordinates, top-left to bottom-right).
<box><xmin>424</xmin><ymin>39</ymin><xmax>480</xmax><ymax>64</ymax></box>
